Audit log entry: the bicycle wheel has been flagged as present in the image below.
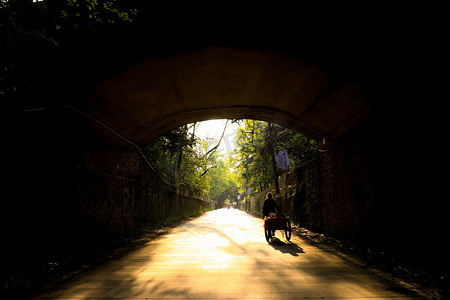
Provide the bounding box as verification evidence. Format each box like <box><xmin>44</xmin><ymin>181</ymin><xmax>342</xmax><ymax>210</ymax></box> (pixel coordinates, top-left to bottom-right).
<box><xmin>285</xmin><ymin>219</ymin><xmax>292</xmax><ymax>241</ymax></box>
<box><xmin>264</xmin><ymin>226</ymin><xmax>271</xmax><ymax>243</ymax></box>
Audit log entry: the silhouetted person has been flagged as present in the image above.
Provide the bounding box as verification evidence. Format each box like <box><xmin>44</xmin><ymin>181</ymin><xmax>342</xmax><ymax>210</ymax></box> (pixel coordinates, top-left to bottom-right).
<box><xmin>262</xmin><ymin>192</ymin><xmax>280</xmax><ymax>217</ymax></box>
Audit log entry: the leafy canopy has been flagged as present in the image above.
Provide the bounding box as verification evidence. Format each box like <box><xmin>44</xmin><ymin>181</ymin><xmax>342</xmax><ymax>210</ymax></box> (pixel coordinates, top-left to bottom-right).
<box><xmin>143</xmin><ymin>120</ymin><xmax>317</xmax><ymax>202</ymax></box>
<box><xmin>144</xmin><ymin>122</ymin><xmax>239</xmax><ymax>202</ymax></box>
<box><xmin>233</xmin><ymin>120</ymin><xmax>317</xmax><ymax>196</ymax></box>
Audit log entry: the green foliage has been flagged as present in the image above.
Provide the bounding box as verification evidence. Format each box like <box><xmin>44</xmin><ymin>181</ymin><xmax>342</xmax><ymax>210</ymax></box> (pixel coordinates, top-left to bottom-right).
<box><xmin>1</xmin><ymin>0</ymin><xmax>57</xmax><ymax>97</ymax></box>
<box><xmin>234</xmin><ymin>120</ymin><xmax>317</xmax><ymax>195</ymax></box>
<box><xmin>0</xmin><ymin>0</ymin><xmax>138</xmax><ymax>98</ymax></box>
<box><xmin>206</xmin><ymin>152</ymin><xmax>239</xmax><ymax>204</ymax></box>
<box><xmin>57</xmin><ymin>0</ymin><xmax>138</xmax><ymax>33</ymax></box>
<box><xmin>144</xmin><ymin>119</ymin><xmax>316</xmax><ymax>203</ymax></box>
<box><xmin>234</xmin><ymin>120</ymin><xmax>272</xmax><ymax>194</ymax></box>
<box><xmin>144</xmin><ymin>125</ymin><xmax>202</xmax><ymax>191</ymax></box>
<box><xmin>144</xmin><ymin>122</ymin><xmax>240</xmax><ymax>203</ymax></box>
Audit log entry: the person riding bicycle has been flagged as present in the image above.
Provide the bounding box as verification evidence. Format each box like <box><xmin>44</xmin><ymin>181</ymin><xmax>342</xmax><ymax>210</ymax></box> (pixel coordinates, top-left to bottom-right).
<box><xmin>262</xmin><ymin>192</ymin><xmax>280</xmax><ymax>218</ymax></box>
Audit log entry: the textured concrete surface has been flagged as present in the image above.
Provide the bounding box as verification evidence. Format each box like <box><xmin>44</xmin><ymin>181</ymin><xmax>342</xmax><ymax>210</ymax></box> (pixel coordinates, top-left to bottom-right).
<box><xmin>34</xmin><ymin>209</ymin><xmax>428</xmax><ymax>299</ymax></box>
<box><xmin>85</xmin><ymin>47</ymin><xmax>369</xmax><ymax>147</ymax></box>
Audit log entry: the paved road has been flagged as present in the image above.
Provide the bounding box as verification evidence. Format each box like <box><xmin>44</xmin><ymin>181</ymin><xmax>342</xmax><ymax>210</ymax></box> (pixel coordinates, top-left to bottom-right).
<box><xmin>34</xmin><ymin>209</ymin><xmax>428</xmax><ymax>299</ymax></box>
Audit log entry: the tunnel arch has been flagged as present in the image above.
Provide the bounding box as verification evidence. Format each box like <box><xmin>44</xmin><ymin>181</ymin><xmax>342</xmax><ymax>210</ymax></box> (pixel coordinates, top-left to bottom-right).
<box><xmin>85</xmin><ymin>46</ymin><xmax>370</xmax><ymax>148</ymax></box>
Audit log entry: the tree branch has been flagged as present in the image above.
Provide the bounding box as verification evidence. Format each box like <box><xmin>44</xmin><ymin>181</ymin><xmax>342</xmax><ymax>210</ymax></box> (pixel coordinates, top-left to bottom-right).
<box><xmin>204</xmin><ymin>119</ymin><xmax>229</xmax><ymax>158</ymax></box>
<box><xmin>199</xmin><ymin>165</ymin><xmax>218</xmax><ymax>178</ymax></box>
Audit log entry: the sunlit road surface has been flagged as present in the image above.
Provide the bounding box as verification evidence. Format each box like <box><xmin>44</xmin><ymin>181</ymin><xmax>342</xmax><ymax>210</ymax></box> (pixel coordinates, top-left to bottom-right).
<box><xmin>34</xmin><ymin>209</ymin><xmax>428</xmax><ymax>299</ymax></box>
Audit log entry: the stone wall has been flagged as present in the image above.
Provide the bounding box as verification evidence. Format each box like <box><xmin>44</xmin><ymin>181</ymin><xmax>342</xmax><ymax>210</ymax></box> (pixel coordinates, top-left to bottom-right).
<box><xmin>318</xmin><ymin>123</ymin><xmax>377</xmax><ymax>241</ymax></box>
<box><xmin>281</xmin><ymin>159</ymin><xmax>323</xmax><ymax>233</ymax></box>
<box><xmin>10</xmin><ymin>108</ymin><xmax>210</xmax><ymax>266</ymax></box>
<box><xmin>73</xmin><ymin>148</ymin><xmax>211</xmax><ymax>241</ymax></box>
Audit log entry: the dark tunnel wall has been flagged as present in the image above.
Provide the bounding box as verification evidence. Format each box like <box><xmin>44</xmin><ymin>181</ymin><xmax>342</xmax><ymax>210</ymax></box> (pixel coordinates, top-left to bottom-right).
<box><xmin>7</xmin><ymin>108</ymin><xmax>210</xmax><ymax>273</ymax></box>
<box><xmin>252</xmin><ymin>117</ymin><xmax>448</xmax><ymax>273</ymax></box>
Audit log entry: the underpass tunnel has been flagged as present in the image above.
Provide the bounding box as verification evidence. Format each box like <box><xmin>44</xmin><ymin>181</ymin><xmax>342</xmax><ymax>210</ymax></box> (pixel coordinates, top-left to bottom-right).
<box><xmin>17</xmin><ymin>44</ymin><xmax>445</xmax><ymax>277</ymax></box>
<box><xmin>11</xmin><ymin>3</ymin><xmax>448</xmax><ymax>295</ymax></box>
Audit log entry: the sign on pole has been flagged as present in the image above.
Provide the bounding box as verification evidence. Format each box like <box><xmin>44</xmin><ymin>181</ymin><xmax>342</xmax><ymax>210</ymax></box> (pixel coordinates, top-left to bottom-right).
<box><xmin>276</xmin><ymin>149</ymin><xmax>290</xmax><ymax>173</ymax></box>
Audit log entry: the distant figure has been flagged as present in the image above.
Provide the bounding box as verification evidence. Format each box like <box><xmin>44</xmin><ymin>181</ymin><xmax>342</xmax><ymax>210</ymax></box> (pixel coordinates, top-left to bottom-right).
<box><xmin>262</xmin><ymin>192</ymin><xmax>280</xmax><ymax>217</ymax></box>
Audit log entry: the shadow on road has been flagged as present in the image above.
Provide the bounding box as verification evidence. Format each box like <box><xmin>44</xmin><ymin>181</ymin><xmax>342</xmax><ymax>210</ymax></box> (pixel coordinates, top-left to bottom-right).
<box><xmin>268</xmin><ymin>238</ymin><xmax>305</xmax><ymax>256</ymax></box>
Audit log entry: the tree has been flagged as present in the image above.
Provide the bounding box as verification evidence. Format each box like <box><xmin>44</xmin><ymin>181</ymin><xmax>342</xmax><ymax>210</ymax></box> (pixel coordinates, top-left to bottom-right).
<box><xmin>267</xmin><ymin>122</ymin><xmax>280</xmax><ymax>199</ymax></box>
<box><xmin>206</xmin><ymin>153</ymin><xmax>238</xmax><ymax>207</ymax></box>
<box><xmin>144</xmin><ymin>124</ymin><xmax>207</xmax><ymax>194</ymax></box>
<box><xmin>234</xmin><ymin>120</ymin><xmax>317</xmax><ymax>197</ymax></box>
<box><xmin>143</xmin><ymin>121</ymin><xmax>239</xmax><ymax>201</ymax></box>
<box><xmin>1</xmin><ymin>0</ymin><xmax>138</xmax><ymax>104</ymax></box>
<box><xmin>55</xmin><ymin>0</ymin><xmax>138</xmax><ymax>36</ymax></box>
<box><xmin>234</xmin><ymin>120</ymin><xmax>278</xmax><ymax>195</ymax></box>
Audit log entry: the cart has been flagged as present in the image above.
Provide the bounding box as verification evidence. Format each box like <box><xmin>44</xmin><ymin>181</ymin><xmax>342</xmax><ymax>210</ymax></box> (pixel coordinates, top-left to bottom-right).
<box><xmin>263</xmin><ymin>214</ymin><xmax>291</xmax><ymax>243</ymax></box>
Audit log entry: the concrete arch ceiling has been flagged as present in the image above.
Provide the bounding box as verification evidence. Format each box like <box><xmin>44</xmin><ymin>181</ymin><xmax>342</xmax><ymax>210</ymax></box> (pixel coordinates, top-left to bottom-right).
<box><xmin>87</xmin><ymin>46</ymin><xmax>370</xmax><ymax>147</ymax></box>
